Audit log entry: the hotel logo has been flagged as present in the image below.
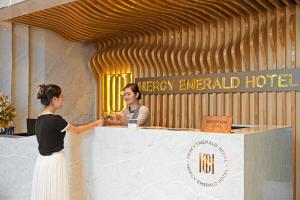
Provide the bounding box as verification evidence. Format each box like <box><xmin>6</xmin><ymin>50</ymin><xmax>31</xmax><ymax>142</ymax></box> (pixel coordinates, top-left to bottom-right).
<box><xmin>103</xmin><ymin>73</ymin><xmax>132</xmax><ymax>115</ymax></box>
<box><xmin>186</xmin><ymin>140</ymin><xmax>228</xmax><ymax>187</ymax></box>
<box><xmin>199</xmin><ymin>153</ymin><xmax>215</xmax><ymax>174</ymax></box>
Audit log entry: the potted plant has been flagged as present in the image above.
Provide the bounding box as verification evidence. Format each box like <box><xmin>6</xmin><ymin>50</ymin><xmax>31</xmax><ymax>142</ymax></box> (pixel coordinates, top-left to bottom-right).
<box><xmin>0</xmin><ymin>93</ymin><xmax>16</xmax><ymax>134</ymax></box>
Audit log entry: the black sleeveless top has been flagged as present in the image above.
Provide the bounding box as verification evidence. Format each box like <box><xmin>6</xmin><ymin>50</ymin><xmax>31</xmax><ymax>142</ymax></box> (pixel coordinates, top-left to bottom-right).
<box><xmin>35</xmin><ymin>114</ymin><xmax>68</xmax><ymax>156</ymax></box>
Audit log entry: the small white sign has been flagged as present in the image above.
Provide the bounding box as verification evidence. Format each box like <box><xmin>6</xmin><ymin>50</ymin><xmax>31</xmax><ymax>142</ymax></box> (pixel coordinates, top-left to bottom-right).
<box><xmin>128</xmin><ymin>119</ymin><xmax>138</xmax><ymax>129</ymax></box>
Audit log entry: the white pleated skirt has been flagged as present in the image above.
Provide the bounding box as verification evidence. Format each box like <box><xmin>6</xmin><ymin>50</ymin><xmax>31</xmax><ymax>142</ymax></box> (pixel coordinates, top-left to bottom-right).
<box><xmin>31</xmin><ymin>150</ymin><xmax>69</xmax><ymax>200</ymax></box>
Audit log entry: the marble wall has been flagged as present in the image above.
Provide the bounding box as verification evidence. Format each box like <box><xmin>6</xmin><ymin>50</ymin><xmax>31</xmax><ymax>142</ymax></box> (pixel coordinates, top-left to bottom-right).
<box><xmin>0</xmin><ymin>22</ymin><xmax>96</xmax><ymax>132</ymax></box>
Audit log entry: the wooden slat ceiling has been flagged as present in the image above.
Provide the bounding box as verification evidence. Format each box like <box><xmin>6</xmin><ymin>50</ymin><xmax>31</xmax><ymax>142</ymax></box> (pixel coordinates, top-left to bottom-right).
<box><xmin>8</xmin><ymin>0</ymin><xmax>298</xmax><ymax>42</ymax></box>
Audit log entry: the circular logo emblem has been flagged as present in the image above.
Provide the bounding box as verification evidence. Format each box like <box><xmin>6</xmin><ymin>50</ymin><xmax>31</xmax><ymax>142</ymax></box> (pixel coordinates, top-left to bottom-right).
<box><xmin>186</xmin><ymin>140</ymin><xmax>229</xmax><ymax>187</ymax></box>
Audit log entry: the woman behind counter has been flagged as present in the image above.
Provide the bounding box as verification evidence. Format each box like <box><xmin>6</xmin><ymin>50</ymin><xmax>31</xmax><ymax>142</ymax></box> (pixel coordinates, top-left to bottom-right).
<box><xmin>104</xmin><ymin>83</ymin><xmax>149</xmax><ymax>126</ymax></box>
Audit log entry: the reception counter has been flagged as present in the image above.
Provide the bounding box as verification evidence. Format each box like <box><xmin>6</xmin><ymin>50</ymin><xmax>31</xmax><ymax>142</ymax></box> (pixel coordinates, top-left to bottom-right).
<box><xmin>0</xmin><ymin>126</ymin><xmax>292</xmax><ymax>200</ymax></box>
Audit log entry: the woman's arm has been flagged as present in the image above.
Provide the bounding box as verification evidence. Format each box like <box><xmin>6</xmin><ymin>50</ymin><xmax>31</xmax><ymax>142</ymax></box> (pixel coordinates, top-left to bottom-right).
<box><xmin>137</xmin><ymin>106</ymin><xmax>150</xmax><ymax>126</ymax></box>
<box><xmin>66</xmin><ymin>119</ymin><xmax>103</xmax><ymax>134</ymax></box>
<box><xmin>104</xmin><ymin>119</ymin><xmax>122</xmax><ymax>125</ymax></box>
<box><xmin>104</xmin><ymin>115</ymin><xmax>129</xmax><ymax>125</ymax></box>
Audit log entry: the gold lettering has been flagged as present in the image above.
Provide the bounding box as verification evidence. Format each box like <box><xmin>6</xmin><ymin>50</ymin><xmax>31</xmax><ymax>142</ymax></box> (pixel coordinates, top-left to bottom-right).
<box><xmin>153</xmin><ymin>81</ymin><xmax>160</xmax><ymax>92</ymax></box>
<box><xmin>245</xmin><ymin>75</ymin><xmax>256</xmax><ymax>88</ymax></box>
<box><xmin>147</xmin><ymin>81</ymin><xmax>153</xmax><ymax>91</ymax></box>
<box><xmin>179</xmin><ymin>79</ymin><xmax>186</xmax><ymax>90</ymax></box>
<box><xmin>222</xmin><ymin>77</ymin><xmax>230</xmax><ymax>89</ymax></box>
<box><xmin>196</xmin><ymin>79</ymin><xmax>205</xmax><ymax>90</ymax></box>
<box><xmin>160</xmin><ymin>81</ymin><xmax>167</xmax><ymax>91</ymax></box>
<box><xmin>167</xmin><ymin>80</ymin><xmax>174</xmax><ymax>90</ymax></box>
<box><xmin>142</xmin><ymin>82</ymin><xmax>147</xmax><ymax>91</ymax></box>
<box><xmin>136</xmin><ymin>71</ymin><xmax>300</xmax><ymax>94</ymax></box>
<box><xmin>187</xmin><ymin>79</ymin><xmax>195</xmax><ymax>90</ymax></box>
<box><xmin>212</xmin><ymin>77</ymin><xmax>222</xmax><ymax>89</ymax></box>
<box><xmin>278</xmin><ymin>74</ymin><xmax>289</xmax><ymax>88</ymax></box>
<box><xmin>288</xmin><ymin>73</ymin><xmax>299</xmax><ymax>87</ymax></box>
<box><xmin>137</xmin><ymin>82</ymin><xmax>144</xmax><ymax>91</ymax></box>
<box><xmin>204</xmin><ymin>78</ymin><xmax>212</xmax><ymax>89</ymax></box>
<box><xmin>266</xmin><ymin>74</ymin><xmax>277</xmax><ymax>88</ymax></box>
<box><xmin>231</xmin><ymin>76</ymin><xmax>240</xmax><ymax>88</ymax></box>
<box><xmin>256</xmin><ymin>75</ymin><xmax>267</xmax><ymax>88</ymax></box>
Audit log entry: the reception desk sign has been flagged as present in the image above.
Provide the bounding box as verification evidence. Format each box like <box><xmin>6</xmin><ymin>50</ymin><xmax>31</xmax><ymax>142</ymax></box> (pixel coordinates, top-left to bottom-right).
<box><xmin>201</xmin><ymin>116</ymin><xmax>232</xmax><ymax>133</ymax></box>
<box><xmin>136</xmin><ymin>68</ymin><xmax>300</xmax><ymax>94</ymax></box>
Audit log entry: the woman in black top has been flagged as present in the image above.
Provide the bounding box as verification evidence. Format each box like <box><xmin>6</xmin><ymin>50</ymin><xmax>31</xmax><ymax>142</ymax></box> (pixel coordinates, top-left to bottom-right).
<box><xmin>31</xmin><ymin>84</ymin><xmax>103</xmax><ymax>200</ymax></box>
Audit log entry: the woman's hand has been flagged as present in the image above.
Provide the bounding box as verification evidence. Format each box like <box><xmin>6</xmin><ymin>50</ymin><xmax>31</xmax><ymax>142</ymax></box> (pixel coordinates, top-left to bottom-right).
<box><xmin>102</xmin><ymin>115</ymin><xmax>116</xmax><ymax>125</ymax></box>
<box><xmin>101</xmin><ymin>114</ymin><xmax>127</xmax><ymax>126</ymax></box>
<box><xmin>95</xmin><ymin>118</ymin><xmax>104</xmax><ymax>126</ymax></box>
<box><xmin>119</xmin><ymin>115</ymin><xmax>130</xmax><ymax>124</ymax></box>
<box><xmin>102</xmin><ymin>118</ymin><xmax>111</xmax><ymax>125</ymax></box>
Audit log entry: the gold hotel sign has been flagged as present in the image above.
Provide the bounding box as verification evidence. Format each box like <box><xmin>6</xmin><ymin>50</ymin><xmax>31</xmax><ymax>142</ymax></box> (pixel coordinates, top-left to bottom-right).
<box><xmin>136</xmin><ymin>69</ymin><xmax>300</xmax><ymax>94</ymax></box>
<box><xmin>103</xmin><ymin>73</ymin><xmax>132</xmax><ymax>115</ymax></box>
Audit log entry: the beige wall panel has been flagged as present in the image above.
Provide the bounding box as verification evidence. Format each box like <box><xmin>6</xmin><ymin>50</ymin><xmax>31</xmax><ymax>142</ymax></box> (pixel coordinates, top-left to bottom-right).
<box><xmin>28</xmin><ymin>26</ymin><xmax>45</xmax><ymax>118</ymax></box>
<box><xmin>0</xmin><ymin>22</ymin><xmax>12</xmax><ymax>97</ymax></box>
<box><xmin>11</xmin><ymin>23</ymin><xmax>29</xmax><ymax>133</ymax></box>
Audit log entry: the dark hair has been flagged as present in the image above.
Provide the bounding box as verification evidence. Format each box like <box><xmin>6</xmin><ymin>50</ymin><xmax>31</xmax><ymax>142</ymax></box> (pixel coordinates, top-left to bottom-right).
<box><xmin>37</xmin><ymin>84</ymin><xmax>62</xmax><ymax>106</ymax></box>
<box><xmin>123</xmin><ymin>83</ymin><xmax>141</xmax><ymax>100</ymax></box>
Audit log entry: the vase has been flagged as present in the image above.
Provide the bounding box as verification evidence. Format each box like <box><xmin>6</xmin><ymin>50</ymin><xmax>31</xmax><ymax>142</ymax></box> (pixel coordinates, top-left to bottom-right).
<box><xmin>0</xmin><ymin>123</ymin><xmax>7</xmax><ymax>134</ymax></box>
<box><xmin>3</xmin><ymin>127</ymin><xmax>14</xmax><ymax>135</ymax></box>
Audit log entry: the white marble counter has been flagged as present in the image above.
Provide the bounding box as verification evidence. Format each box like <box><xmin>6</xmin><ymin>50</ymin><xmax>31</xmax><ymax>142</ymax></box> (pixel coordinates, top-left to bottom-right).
<box><xmin>0</xmin><ymin>126</ymin><xmax>292</xmax><ymax>200</ymax></box>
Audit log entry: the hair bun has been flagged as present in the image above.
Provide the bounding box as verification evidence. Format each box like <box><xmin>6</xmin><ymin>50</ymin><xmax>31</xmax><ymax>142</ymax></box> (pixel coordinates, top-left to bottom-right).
<box><xmin>36</xmin><ymin>84</ymin><xmax>62</xmax><ymax>106</ymax></box>
<box><xmin>37</xmin><ymin>84</ymin><xmax>46</xmax><ymax>99</ymax></box>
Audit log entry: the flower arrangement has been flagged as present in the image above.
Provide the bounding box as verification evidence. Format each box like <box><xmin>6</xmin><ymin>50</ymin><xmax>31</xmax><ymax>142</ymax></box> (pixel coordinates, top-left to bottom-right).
<box><xmin>0</xmin><ymin>93</ymin><xmax>16</xmax><ymax>128</ymax></box>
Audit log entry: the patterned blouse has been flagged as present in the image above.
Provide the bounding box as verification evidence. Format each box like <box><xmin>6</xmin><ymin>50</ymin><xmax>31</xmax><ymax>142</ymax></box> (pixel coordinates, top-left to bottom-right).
<box><xmin>120</xmin><ymin>104</ymin><xmax>150</xmax><ymax>126</ymax></box>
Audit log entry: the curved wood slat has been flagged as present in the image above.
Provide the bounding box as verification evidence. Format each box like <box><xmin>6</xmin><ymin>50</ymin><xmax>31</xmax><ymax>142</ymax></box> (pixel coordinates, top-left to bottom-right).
<box><xmin>240</xmin><ymin>16</ymin><xmax>250</xmax><ymax>71</ymax></box>
<box><xmin>259</xmin><ymin>12</ymin><xmax>268</xmax><ymax>68</ymax></box>
<box><xmin>207</xmin><ymin>23</ymin><xmax>217</xmax><ymax>73</ymax></box>
<box><xmin>215</xmin><ymin>21</ymin><xmax>225</xmax><ymax>72</ymax></box>
<box><xmin>269</xmin><ymin>11</ymin><xmax>277</xmax><ymax>68</ymax></box>
<box><xmin>279</xmin><ymin>8</ymin><xmax>287</xmax><ymax>49</ymax></box>
<box><xmin>250</xmin><ymin>14</ymin><xmax>259</xmax><ymax>71</ymax></box>
<box><xmin>289</xmin><ymin>6</ymin><xmax>296</xmax><ymax>67</ymax></box>
<box><xmin>200</xmin><ymin>24</ymin><xmax>210</xmax><ymax>73</ymax></box>
<box><xmin>231</xmin><ymin>16</ymin><xmax>242</xmax><ymax>72</ymax></box>
<box><xmin>224</xmin><ymin>18</ymin><xmax>233</xmax><ymax>72</ymax></box>
<box><xmin>192</xmin><ymin>24</ymin><xmax>203</xmax><ymax>74</ymax></box>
